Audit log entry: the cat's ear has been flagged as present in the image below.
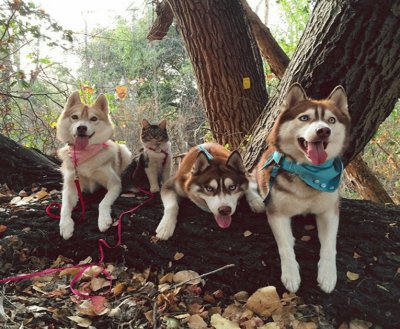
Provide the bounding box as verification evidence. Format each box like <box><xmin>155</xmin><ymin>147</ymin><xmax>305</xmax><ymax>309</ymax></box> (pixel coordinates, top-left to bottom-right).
<box><xmin>158</xmin><ymin>119</ymin><xmax>167</xmax><ymax>129</ymax></box>
<box><xmin>141</xmin><ymin>119</ymin><xmax>150</xmax><ymax>128</ymax></box>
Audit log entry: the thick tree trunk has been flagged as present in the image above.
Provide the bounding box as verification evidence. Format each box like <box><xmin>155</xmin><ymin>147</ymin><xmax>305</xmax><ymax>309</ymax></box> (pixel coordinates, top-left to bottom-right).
<box><xmin>0</xmin><ymin>134</ymin><xmax>62</xmax><ymax>192</ymax></box>
<box><xmin>1</xmin><ymin>194</ymin><xmax>399</xmax><ymax>328</ymax></box>
<box><xmin>344</xmin><ymin>154</ymin><xmax>394</xmax><ymax>204</ymax></box>
<box><xmin>167</xmin><ymin>0</ymin><xmax>267</xmax><ymax>149</ymax></box>
<box><xmin>239</xmin><ymin>0</ymin><xmax>289</xmax><ymax>78</ymax></box>
<box><xmin>243</xmin><ymin>0</ymin><xmax>400</xmax><ymax>168</ymax></box>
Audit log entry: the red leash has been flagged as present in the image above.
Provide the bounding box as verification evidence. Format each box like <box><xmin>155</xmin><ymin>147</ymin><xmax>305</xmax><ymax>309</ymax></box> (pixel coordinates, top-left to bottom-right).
<box><xmin>1</xmin><ymin>144</ymin><xmax>155</xmax><ymax>299</ymax></box>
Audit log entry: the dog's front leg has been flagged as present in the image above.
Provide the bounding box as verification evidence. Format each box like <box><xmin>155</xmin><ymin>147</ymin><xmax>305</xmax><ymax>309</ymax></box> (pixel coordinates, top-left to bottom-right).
<box><xmin>245</xmin><ymin>179</ymin><xmax>265</xmax><ymax>213</ymax></box>
<box><xmin>98</xmin><ymin>172</ymin><xmax>121</xmax><ymax>232</ymax></box>
<box><xmin>267</xmin><ymin>211</ymin><xmax>301</xmax><ymax>292</ymax></box>
<box><xmin>60</xmin><ymin>176</ymin><xmax>78</xmax><ymax>240</ymax></box>
<box><xmin>316</xmin><ymin>208</ymin><xmax>339</xmax><ymax>293</ymax></box>
<box><xmin>156</xmin><ymin>187</ymin><xmax>179</xmax><ymax>240</ymax></box>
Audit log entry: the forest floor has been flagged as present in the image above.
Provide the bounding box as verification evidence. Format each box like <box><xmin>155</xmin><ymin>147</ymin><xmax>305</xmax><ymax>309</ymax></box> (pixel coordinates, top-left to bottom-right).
<box><xmin>0</xmin><ymin>183</ymin><xmax>399</xmax><ymax>329</ymax></box>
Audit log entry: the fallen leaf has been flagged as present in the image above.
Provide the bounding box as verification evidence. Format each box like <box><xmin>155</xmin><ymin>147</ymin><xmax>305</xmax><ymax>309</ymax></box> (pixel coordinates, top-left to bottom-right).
<box><xmin>90</xmin><ymin>277</ymin><xmax>110</xmax><ymax>291</ymax></box>
<box><xmin>174</xmin><ymin>252</ymin><xmax>184</xmax><ymax>261</ymax></box>
<box><xmin>173</xmin><ymin>270</ymin><xmax>202</xmax><ymax>285</ymax></box>
<box><xmin>353</xmin><ymin>252</ymin><xmax>362</xmax><ymax>259</ymax></box>
<box><xmin>67</xmin><ymin>315</ymin><xmax>92</xmax><ymax>327</ymax></box>
<box><xmin>187</xmin><ymin>314</ymin><xmax>208</xmax><ymax>329</ymax></box>
<box><xmin>0</xmin><ymin>225</ymin><xmax>7</xmax><ymax>233</ymax></box>
<box><xmin>243</xmin><ymin>230</ymin><xmax>252</xmax><ymax>237</ymax></box>
<box><xmin>304</xmin><ymin>224</ymin><xmax>315</xmax><ymax>231</ymax></box>
<box><xmin>349</xmin><ymin>319</ymin><xmax>372</xmax><ymax>329</ymax></box>
<box><xmin>112</xmin><ymin>282</ymin><xmax>126</xmax><ymax>297</ymax></box>
<box><xmin>258</xmin><ymin>323</ymin><xmax>280</xmax><ymax>329</ymax></box>
<box><xmin>234</xmin><ymin>291</ymin><xmax>249</xmax><ymax>303</ymax></box>
<box><xmin>211</xmin><ymin>313</ymin><xmax>240</xmax><ymax>329</ymax></box>
<box><xmin>160</xmin><ymin>272</ymin><xmax>174</xmax><ymax>284</ymax></box>
<box><xmin>246</xmin><ymin>286</ymin><xmax>282</xmax><ymax>317</ymax></box>
<box><xmin>59</xmin><ymin>267</ymin><xmax>82</xmax><ymax>277</ymax></box>
<box><xmin>33</xmin><ymin>190</ymin><xmax>48</xmax><ymax>200</ymax></box>
<box><xmin>346</xmin><ymin>271</ymin><xmax>360</xmax><ymax>281</ymax></box>
<box><xmin>301</xmin><ymin>235</ymin><xmax>311</xmax><ymax>242</ymax></box>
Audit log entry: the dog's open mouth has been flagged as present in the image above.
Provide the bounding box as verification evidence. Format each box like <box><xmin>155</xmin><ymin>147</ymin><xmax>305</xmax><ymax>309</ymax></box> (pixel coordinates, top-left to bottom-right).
<box><xmin>74</xmin><ymin>132</ymin><xmax>95</xmax><ymax>151</ymax></box>
<box><xmin>214</xmin><ymin>214</ymin><xmax>232</xmax><ymax>229</ymax></box>
<box><xmin>298</xmin><ymin>138</ymin><xmax>328</xmax><ymax>165</ymax></box>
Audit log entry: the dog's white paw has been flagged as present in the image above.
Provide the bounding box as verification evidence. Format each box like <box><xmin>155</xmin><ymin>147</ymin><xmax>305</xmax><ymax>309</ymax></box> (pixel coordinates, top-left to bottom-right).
<box><xmin>150</xmin><ymin>186</ymin><xmax>160</xmax><ymax>193</ymax></box>
<box><xmin>281</xmin><ymin>260</ymin><xmax>301</xmax><ymax>293</ymax></box>
<box><xmin>155</xmin><ymin>217</ymin><xmax>176</xmax><ymax>240</ymax></box>
<box><xmin>317</xmin><ymin>259</ymin><xmax>337</xmax><ymax>293</ymax></box>
<box><xmin>248</xmin><ymin>195</ymin><xmax>265</xmax><ymax>213</ymax></box>
<box><xmin>60</xmin><ymin>217</ymin><xmax>75</xmax><ymax>240</ymax></box>
<box><xmin>98</xmin><ymin>213</ymin><xmax>113</xmax><ymax>232</ymax></box>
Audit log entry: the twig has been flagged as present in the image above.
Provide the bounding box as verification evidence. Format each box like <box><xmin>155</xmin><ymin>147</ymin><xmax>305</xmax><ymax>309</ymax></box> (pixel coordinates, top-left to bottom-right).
<box><xmin>152</xmin><ymin>299</ymin><xmax>157</xmax><ymax>329</ymax></box>
<box><xmin>169</xmin><ymin>263</ymin><xmax>235</xmax><ymax>290</ymax></box>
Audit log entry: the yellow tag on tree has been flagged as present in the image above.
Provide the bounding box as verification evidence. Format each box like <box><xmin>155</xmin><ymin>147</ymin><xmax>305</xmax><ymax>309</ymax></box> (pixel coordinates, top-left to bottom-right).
<box><xmin>243</xmin><ymin>77</ymin><xmax>251</xmax><ymax>89</ymax></box>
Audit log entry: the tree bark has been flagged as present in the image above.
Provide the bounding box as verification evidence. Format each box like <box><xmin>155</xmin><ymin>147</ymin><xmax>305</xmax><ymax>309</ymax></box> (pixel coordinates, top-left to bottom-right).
<box><xmin>239</xmin><ymin>0</ymin><xmax>289</xmax><ymax>78</ymax></box>
<box><xmin>147</xmin><ymin>1</ymin><xmax>174</xmax><ymax>41</ymax></box>
<box><xmin>1</xmin><ymin>193</ymin><xmax>399</xmax><ymax>328</ymax></box>
<box><xmin>344</xmin><ymin>154</ymin><xmax>394</xmax><ymax>204</ymax></box>
<box><xmin>167</xmin><ymin>0</ymin><xmax>268</xmax><ymax>149</ymax></box>
<box><xmin>0</xmin><ymin>133</ymin><xmax>62</xmax><ymax>192</ymax></box>
<box><xmin>243</xmin><ymin>0</ymin><xmax>400</xmax><ymax>169</ymax></box>
<box><xmin>241</xmin><ymin>1</ymin><xmax>395</xmax><ymax>204</ymax></box>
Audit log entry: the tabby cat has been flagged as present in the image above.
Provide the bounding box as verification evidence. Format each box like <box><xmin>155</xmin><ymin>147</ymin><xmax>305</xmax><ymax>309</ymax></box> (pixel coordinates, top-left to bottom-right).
<box><xmin>131</xmin><ymin>119</ymin><xmax>172</xmax><ymax>193</ymax></box>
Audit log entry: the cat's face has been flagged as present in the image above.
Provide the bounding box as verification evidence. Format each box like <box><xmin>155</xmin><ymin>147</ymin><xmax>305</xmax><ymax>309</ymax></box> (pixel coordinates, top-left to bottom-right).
<box><xmin>141</xmin><ymin>119</ymin><xmax>169</xmax><ymax>149</ymax></box>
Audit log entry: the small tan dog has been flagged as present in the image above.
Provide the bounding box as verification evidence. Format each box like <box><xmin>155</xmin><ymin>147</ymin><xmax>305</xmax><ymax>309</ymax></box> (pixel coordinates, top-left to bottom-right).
<box><xmin>56</xmin><ymin>92</ymin><xmax>131</xmax><ymax>239</ymax></box>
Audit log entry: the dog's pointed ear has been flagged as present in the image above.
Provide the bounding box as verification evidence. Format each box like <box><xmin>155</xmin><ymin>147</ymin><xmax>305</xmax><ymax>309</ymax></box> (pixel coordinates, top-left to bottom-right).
<box><xmin>158</xmin><ymin>119</ymin><xmax>167</xmax><ymax>129</ymax></box>
<box><xmin>328</xmin><ymin>85</ymin><xmax>349</xmax><ymax>115</ymax></box>
<box><xmin>282</xmin><ymin>83</ymin><xmax>307</xmax><ymax>111</ymax></box>
<box><xmin>192</xmin><ymin>152</ymin><xmax>210</xmax><ymax>175</ymax></box>
<box><xmin>65</xmin><ymin>91</ymin><xmax>82</xmax><ymax>109</ymax></box>
<box><xmin>141</xmin><ymin>119</ymin><xmax>150</xmax><ymax>128</ymax></box>
<box><xmin>93</xmin><ymin>94</ymin><xmax>109</xmax><ymax>113</ymax></box>
<box><xmin>226</xmin><ymin>150</ymin><xmax>246</xmax><ymax>174</ymax></box>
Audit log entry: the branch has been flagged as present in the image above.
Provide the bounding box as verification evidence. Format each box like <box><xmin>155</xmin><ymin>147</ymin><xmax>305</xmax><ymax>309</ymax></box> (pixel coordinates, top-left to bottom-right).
<box><xmin>240</xmin><ymin>0</ymin><xmax>289</xmax><ymax>78</ymax></box>
<box><xmin>147</xmin><ymin>0</ymin><xmax>174</xmax><ymax>42</ymax></box>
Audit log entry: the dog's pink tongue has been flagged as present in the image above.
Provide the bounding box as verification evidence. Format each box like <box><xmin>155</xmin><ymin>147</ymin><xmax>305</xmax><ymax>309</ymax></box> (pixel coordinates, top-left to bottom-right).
<box><xmin>307</xmin><ymin>142</ymin><xmax>327</xmax><ymax>165</ymax></box>
<box><xmin>214</xmin><ymin>215</ymin><xmax>232</xmax><ymax>229</ymax></box>
<box><xmin>74</xmin><ymin>136</ymin><xmax>89</xmax><ymax>151</ymax></box>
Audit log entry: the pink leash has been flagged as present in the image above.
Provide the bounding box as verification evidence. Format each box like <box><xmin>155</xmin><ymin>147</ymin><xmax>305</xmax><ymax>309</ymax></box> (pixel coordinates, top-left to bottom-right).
<box><xmin>1</xmin><ymin>144</ymin><xmax>155</xmax><ymax>299</ymax></box>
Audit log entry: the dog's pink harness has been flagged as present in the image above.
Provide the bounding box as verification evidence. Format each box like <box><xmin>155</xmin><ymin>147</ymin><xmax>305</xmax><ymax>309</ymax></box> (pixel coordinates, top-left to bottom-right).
<box><xmin>68</xmin><ymin>142</ymin><xmax>109</xmax><ymax>166</ymax></box>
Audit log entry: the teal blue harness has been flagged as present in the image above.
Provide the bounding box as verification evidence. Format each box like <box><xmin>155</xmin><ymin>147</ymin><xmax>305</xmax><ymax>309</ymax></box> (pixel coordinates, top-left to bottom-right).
<box><xmin>261</xmin><ymin>151</ymin><xmax>343</xmax><ymax>205</ymax></box>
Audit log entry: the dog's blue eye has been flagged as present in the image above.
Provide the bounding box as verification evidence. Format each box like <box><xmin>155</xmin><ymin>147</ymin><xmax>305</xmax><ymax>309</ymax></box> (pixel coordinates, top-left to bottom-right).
<box><xmin>90</xmin><ymin>117</ymin><xmax>98</xmax><ymax>122</ymax></box>
<box><xmin>205</xmin><ymin>186</ymin><xmax>214</xmax><ymax>192</ymax></box>
<box><xmin>328</xmin><ymin>117</ymin><xmax>336</xmax><ymax>124</ymax></box>
<box><xmin>299</xmin><ymin>115</ymin><xmax>309</xmax><ymax>121</ymax></box>
<box><xmin>71</xmin><ymin>115</ymin><xmax>78</xmax><ymax>120</ymax></box>
<box><xmin>228</xmin><ymin>185</ymin><xmax>237</xmax><ymax>191</ymax></box>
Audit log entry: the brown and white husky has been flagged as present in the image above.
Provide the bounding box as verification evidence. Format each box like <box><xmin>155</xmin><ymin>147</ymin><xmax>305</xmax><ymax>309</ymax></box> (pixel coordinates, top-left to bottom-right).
<box><xmin>255</xmin><ymin>83</ymin><xmax>350</xmax><ymax>293</ymax></box>
<box><xmin>56</xmin><ymin>91</ymin><xmax>131</xmax><ymax>240</ymax></box>
<box><xmin>156</xmin><ymin>143</ymin><xmax>264</xmax><ymax>240</ymax></box>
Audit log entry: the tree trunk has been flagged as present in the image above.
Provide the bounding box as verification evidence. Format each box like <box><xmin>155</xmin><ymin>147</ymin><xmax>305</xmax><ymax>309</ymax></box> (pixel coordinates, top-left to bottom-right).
<box><xmin>240</xmin><ymin>0</ymin><xmax>289</xmax><ymax>78</ymax></box>
<box><xmin>344</xmin><ymin>154</ymin><xmax>394</xmax><ymax>204</ymax></box>
<box><xmin>243</xmin><ymin>0</ymin><xmax>400</xmax><ymax>169</ymax></box>
<box><xmin>167</xmin><ymin>0</ymin><xmax>267</xmax><ymax>149</ymax></box>
<box><xmin>0</xmin><ymin>134</ymin><xmax>62</xmax><ymax>192</ymax></box>
<box><xmin>147</xmin><ymin>0</ymin><xmax>174</xmax><ymax>41</ymax></box>
<box><xmin>1</xmin><ymin>192</ymin><xmax>399</xmax><ymax>328</ymax></box>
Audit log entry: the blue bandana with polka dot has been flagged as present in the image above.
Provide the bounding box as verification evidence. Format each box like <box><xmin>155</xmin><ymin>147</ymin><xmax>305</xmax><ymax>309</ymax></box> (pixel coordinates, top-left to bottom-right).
<box><xmin>261</xmin><ymin>151</ymin><xmax>343</xmax><ymax>193</ymax></box>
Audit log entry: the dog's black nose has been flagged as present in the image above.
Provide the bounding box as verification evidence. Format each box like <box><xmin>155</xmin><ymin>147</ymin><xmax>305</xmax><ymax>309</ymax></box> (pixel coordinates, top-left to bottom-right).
<box><xmin>77</xmin><ymin>126</ymin><xmax>87</xmax><ymax>135</ymax></box>
<box><xmin>316</xmin><ymin>127</ymin><xmax>331</xmax><ymax>138</ymax></box>
<box><xmin>218</xmin><ymin>206</ymin><xmax>232</xmax><ymax>216</ymax></box>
